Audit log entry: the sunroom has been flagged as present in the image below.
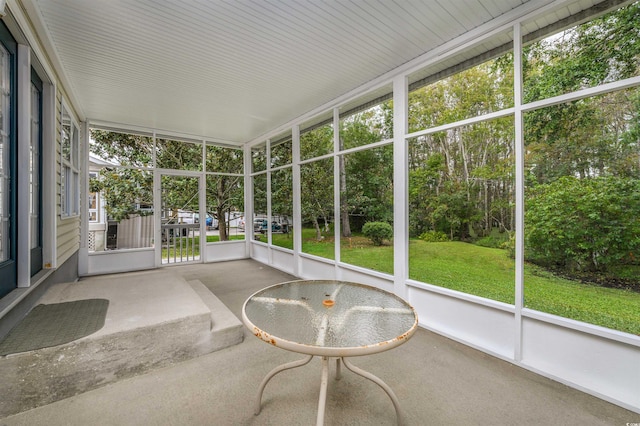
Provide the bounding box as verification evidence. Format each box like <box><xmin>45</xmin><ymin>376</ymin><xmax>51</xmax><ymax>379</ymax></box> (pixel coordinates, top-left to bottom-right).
<box><xmin>0</xmin><ymin>0</ymin><xmax>638</xmax><ymax>419</ymax></box>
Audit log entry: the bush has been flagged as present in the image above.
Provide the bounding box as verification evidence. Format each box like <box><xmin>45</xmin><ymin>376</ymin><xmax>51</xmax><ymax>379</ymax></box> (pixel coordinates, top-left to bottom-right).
<box><xmin>526</xmin><ymin>176</ymin><xmax>640</xmax><ymax>272</ymax></box>
<box><xmin>503</xmin><ymin>233</ymin><xmax>516</xmax><ymax>259</ymax></box>
<box><xmin>475</xmin><ymin>234</ymin><xmax>509</xmax><ymax>249</ymax></box>
<box><xmin>418</xmin><ymin>230</ymin><xmax>448</xmax><ymax>242</ymax></box>
<box><xmin>362</xmin><ymin>221</ymin><xmax>393</xmax><ymax>246</ymax></box>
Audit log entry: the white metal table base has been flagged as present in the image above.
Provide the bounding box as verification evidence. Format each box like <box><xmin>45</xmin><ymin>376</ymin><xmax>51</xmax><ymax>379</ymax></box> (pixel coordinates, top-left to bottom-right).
<box><xmin>254</xmin><ymin>355</ymin><xmax>404</xmax><ymax>425</ymax></box>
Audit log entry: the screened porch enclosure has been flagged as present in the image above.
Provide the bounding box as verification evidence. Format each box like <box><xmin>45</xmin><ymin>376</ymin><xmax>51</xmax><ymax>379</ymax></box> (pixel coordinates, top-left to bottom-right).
<box><xmin>8</xmin><ymin>0</ymin><xmax>639</xmax><ymax>415</ymax></box>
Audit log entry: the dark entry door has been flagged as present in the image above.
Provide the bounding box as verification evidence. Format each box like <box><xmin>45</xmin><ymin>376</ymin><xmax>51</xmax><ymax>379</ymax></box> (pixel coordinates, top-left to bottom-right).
<box><xmin>0</xmin><ymin>21</ymin><xmax>16</xmax><ymax>297</ymax></box>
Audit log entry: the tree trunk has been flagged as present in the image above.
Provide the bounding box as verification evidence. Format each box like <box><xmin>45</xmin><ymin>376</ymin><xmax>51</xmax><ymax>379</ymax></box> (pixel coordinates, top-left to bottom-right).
<box><xmin>216</xmin><ymin>179</ymin><xmax>228</xmax><ymax>241</ymax></box>
<box><xmin>339</xmin><ymin>155</ymin><xmax>351</xmax><ymax>237</ymax></box>
<box><xmin>312</xmin><ymin>217</ymin><xmax>322</xmax><ymax>241</ymax></box>
<box><xmin>216</xmin><ymin>206</ymin><xmax>227</xmax><ymax>241</ymax></box>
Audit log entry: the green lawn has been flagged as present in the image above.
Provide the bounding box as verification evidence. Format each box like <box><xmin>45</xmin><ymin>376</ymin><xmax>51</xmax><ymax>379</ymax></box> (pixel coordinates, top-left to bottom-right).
<box><xmin>409</xmin><ymin>241</ymin><xmax>640</xmax><ymax>335</ymax></box>
<box><xmin>272</xmin><ymin>232</ymin><xmax>294</xmax><ymax>249</ymax></box>
<box><xmin>203</xmin><ymin>234</ymin><xmax>245</xmax><ymax>243</ymax></box>
<box><xmin>284</xmin><ymin>229</ymin><xmax>640</xmax><ymax>335</ymax></box>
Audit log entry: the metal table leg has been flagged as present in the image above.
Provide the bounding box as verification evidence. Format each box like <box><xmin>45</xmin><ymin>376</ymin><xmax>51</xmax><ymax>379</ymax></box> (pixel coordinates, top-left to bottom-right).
<box><xmin>316</xmin><ymin>356</ymin><xmax>330</xmax><ymax>426</ymax></box>
<box><xmin>341</xmin><ymin>357</ymin><xmax>404</xmax><ymax>426</ymax></box>
<box><xmin>256</xmin><ymin>356</ymin><xmax>403</xmax><ymax>425</ymax></box>
<box><xmin>255</xmin><ymin>354</ymin><xmax>314</xmax><ymax>415</ymax></box>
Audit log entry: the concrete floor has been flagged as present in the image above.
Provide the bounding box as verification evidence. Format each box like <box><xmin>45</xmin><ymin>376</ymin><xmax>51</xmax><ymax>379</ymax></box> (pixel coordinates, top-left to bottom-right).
<box><xmin>1</xmin><ymin>260</ymin><xmax>638</xmax><ymax>425</ymax></box>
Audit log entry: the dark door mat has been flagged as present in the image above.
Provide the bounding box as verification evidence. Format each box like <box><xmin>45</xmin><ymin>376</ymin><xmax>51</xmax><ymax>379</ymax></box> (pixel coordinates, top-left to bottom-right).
<box><xmin>0</xmin><ymin>299</ymin><xmax>109</xmax><ymax>356</ymax></box>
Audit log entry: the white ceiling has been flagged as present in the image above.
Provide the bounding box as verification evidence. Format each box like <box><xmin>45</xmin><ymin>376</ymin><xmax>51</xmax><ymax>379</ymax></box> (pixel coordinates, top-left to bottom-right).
<box><xmin>24</xmin><ymin>0</ymin><xmax>609</xmax><ymax>145</ymax></box>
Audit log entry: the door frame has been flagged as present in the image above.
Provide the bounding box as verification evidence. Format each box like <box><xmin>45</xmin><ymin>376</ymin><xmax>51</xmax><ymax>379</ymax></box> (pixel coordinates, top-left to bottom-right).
<box><xmin>154</xmin><ymin>169</ymin><xmax>204</xmax><ymax>267</ymax></box>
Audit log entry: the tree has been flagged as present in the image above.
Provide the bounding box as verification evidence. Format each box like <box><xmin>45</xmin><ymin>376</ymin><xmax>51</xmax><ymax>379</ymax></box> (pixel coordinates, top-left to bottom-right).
<box><xmin>523</xmin><ymin>2</ymin><xmax>640</xmax><ymax>186</ymax></box>
<box><xmin>300</xmin><ymin>126</ymin><xmax>334</xmax><ymax>241</ymax></box>
<box><xmin>90</xmin><ymin>168</ymin><xmax>153</xmax><ymax>221</ymax></box>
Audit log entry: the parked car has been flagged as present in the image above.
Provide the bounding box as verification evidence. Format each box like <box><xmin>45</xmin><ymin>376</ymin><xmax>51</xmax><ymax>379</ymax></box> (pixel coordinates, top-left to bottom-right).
<box><xmin>254</xmin><ymin>219</ymin><xmax>268</xmax><ymax>233</ymax></box>
<box><xmin>190</xmin><ymin>213</ymin><xmax>218</xmax><ymax>229</ymax></box>
<box><xmin>252</xmin><ymin>219</ymin><xmax>282</xmax><ymax>233</ymax></box>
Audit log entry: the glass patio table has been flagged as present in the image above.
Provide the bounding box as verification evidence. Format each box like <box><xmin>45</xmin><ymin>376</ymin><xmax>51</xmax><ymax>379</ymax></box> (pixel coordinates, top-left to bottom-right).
<box><xmin>242</xmin><ymin>280</ymin><xmax>418</xmax><ymax>425</ymax></box>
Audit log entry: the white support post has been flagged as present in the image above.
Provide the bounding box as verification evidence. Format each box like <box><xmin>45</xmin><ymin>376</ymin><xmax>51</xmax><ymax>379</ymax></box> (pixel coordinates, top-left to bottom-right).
<box><xmin>292</xmin><ymin>125</ymin><xmax>301</xmax><ymax>276</ymax></box>
<box><xmin>78</xmin><ymin>120</ymin><xmax>89</xmax><ymax>275</ymax></box>
<box><xmin>333</xmin><ymin>108</ymin><xmax>341</xmax><ymax>279</ymax></box>
<box><xmin>266</xmin><ymin>140</ymin><xmax>273</xmax><ymax>264</ymax></box>
<box><xmin>42</xmin><ymin>82</ymin><xmax>56</xmax><ymax>269</ymax></box>
<box><xmin>17</xmin><ymin>44</ymin><xmax>31</xmax><ymax>287</ymax></box>
<box><xmin>244</xmin><ymin>143</ymin><xmax>253</xmax><ymax>258</ymax></box>
<box><xmin>199</xmin><ymin>140</ymin><xmax>206</xmax><ymax>263</ymax></box>
<box><xmin>393</xmin><ymin>75</ymin><xmax>408</xmax><ymax>299</ymax></box>
<box><xmin>513</xmin><ymin>23</ymin><xmax>525</xmax><ymax>362</ymax></box>
<box><xmin>153</xmin><ymin>132</ymin><xmax>162</xmax><ymax>267</ymax></box>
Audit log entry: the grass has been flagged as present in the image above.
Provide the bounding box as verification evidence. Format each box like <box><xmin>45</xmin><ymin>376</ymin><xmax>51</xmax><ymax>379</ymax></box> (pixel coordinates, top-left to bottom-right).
<box><xmin>283</xmin><ymin>228</ymin><xmax>640</xmax><ymax>335</ymax></box>
<box><xmin>272</xmin><ymin>232</ymin><xmax>294</xmax><ymax>250</ymax></box>
<box><xmin>409</xmin><ymin>241</ymin><xmax>640</xmax><ymax>335</ymax></box>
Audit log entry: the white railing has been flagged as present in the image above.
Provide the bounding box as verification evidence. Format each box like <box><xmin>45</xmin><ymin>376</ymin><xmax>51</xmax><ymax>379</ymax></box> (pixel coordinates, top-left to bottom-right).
<box><xmin>161</xmin><ymin>223</ymin><xmax>199</xmax><ymax>264</ymax></box>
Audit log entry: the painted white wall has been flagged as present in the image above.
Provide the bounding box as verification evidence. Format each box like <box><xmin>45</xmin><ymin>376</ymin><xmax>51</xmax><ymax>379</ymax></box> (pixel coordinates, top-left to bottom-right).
<box><xmin>270</xmin><ymin>248</ymin><xmax>295</xmax><ymax>275</ymax></box>
<box><xmin>205</xmin><ymin>241</ymin><xmax>248</xmax><ymax>263</ymax></box>
<box><xmin>522</xmin><ymin>315</ymin><xmax>640</xmax><ymax>411</ymax></box>
<box><xmin>408</xmin><ymin>285</ymin><xmax>516</xmax><ymax>360</ymax></box>
<box><xmin>298</xmin><ymin>255</ymin><xmax>336</xmax><ymax>280</ymax></box>
<box><xmin>87</xmin><ymin>249</ymin><xmax>155</xmax><ymax>275</ymax></box>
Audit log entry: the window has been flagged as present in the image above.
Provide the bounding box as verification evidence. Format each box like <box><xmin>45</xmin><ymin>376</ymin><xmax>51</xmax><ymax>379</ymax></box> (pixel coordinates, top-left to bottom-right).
<box><xmin>204</xmin><ymin>144</ymin><xmax>244</xmax><ymax>242</ymax></box>
<box><xmin>251</xmin><ymin>142</ymin><xmax>267</xmax><ymax>173</ymax></box>
<box><xmin>30</xmin><ymin>70</ymin><xmax>43</xmax><ymax>276</ymax></box>
<box><xmin>88</xmin><ymin>172</ymin><xmax>98</xmax><ymax>222</ymax></box>
<box><xmin>300</xmin><ymin>113</ymin><xmax>333</xmax><ymax>161</ymax></box>
<box><xmin>252</xmin><ymin>173</ymin><xmax>267</xmax><ymax>241</ymax></box>
<box><xmin>270</xmin><ymin>167</ymin><xmax>292</xmax><ymax>249</ymax></box>
<box><xmin>88</xmin><ymin>129</ymin><xmax>155</xmax><ymax>252</ymax></box>
<box><xmin>61</xmin><ymin>103</ymin><xmax>79</xmax><ymax>217</ymax></box>
<box><xmin>408</xmin><ymin>116</ymin><xmax>515</xmax><ymax>303</ymax></box>
<box><xmin>406</xmin><ymin>33</ymin><xmax>516</xmax><ymax>303</ymax></box>
<box><xmin>339</xmin><ymin>144</ymin><xmax>394</xmax><ymax>274</ymax></box>
<box><xmin>155</xmin><ymin>137</ymin><xmax>202</xmax><ymax>171</ymax></box>
<box><xmin>337</xmin><ymin>89</ymin><xmax>394</xmax><ymax>273</ymax></box>
<box><xmin>524</xmin><ymin>89</ymin><xmax>640</xmax><ymax>334</ymax></box>
<box><xmin>270</xmin><ymin>132</ymin><xmax>292</xmax><ymax>168</ymax></box>
<box><xmin>300</xmin><ymin>157</ymin><xmax>334</xmax><ymax>259</ymax></box>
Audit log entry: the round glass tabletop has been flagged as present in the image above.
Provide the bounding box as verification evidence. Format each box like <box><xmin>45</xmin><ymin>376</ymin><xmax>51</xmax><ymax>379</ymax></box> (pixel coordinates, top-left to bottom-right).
<box><xmin>242</xmin><ymin>280</ymin><xmax>418</xmax><ymax>357</ymax></box>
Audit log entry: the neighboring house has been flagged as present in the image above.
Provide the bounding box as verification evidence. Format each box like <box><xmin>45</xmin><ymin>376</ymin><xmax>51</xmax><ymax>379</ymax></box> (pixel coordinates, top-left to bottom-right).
<box><xmin>88</xmin><ymin>155</ymin><xmax>110</xmax><ymax>252</ymax></box>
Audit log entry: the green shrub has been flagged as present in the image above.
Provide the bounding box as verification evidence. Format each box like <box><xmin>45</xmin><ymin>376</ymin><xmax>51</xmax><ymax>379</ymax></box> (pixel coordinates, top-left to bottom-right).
<box><xmin>418</xmin><ymin>230</ymin><xmax>449</xmax><ymax>242</ymax></box>
<box><xmin>362</xmin><ymin>221</ymin><xmax>393</xmax><ymax>246</ymax></box>
<box><xmin>475</xmin><ymin>234</ymin><xmax>508</xmax><ymax>249</ymax></box>
<box><xmin>503</xmin><ymin>233</ymin><xmax>516</xmax><ymax>259</ymax></box>
<box><xmin>526</xmin><ymin>176</ymin><xmax>640</xmax><ymax>272</ymax></box>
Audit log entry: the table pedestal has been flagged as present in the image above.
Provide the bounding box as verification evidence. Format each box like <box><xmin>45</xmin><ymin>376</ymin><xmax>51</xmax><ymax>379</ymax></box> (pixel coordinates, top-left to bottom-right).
<box><xmin>254</xmin><ymin>356</ymin><xmax>404</xmax><ymax>426</ymax></box>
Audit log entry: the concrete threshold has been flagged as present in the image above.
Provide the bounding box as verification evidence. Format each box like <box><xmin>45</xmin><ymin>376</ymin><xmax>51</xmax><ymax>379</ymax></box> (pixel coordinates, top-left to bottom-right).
<box><xmin>0</xmin><ymin>269</ymin><xmax>243</xmax><ymax>418</ymax></box>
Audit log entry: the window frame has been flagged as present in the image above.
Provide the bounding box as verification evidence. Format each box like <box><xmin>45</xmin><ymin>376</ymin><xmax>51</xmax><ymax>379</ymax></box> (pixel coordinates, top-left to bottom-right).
<box><xmin>60</xmin><ymin>101</ymin><xmax>80</xmax><ymax>218</ymax></box>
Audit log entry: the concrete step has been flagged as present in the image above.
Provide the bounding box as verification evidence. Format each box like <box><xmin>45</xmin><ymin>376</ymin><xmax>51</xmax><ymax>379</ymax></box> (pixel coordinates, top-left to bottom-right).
<box><xmin>0</xmin><ymin>269</ymin><xmax>243</xmax><ymax>418</ymax></box>
<box><xmin>187</xmin><ymin>279</ymin><xmax>244</xmax><ymax>351</ymax></box>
